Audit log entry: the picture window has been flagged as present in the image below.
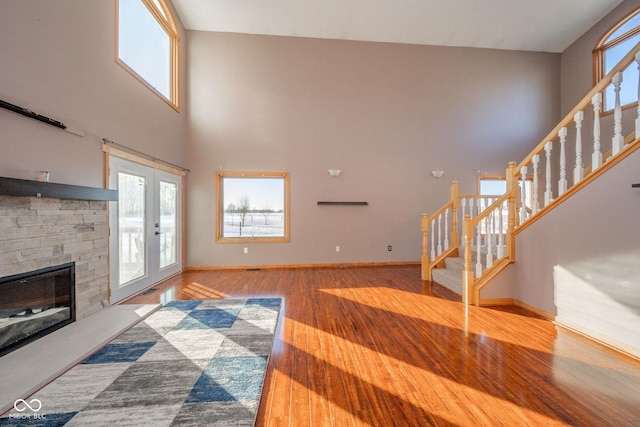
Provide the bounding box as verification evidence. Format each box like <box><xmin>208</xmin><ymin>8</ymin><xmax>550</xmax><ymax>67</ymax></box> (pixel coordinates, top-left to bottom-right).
<box><xmin>216</xmin><ymin>172</ymin><xmax>290</xmax><ymax>243</ymax></box>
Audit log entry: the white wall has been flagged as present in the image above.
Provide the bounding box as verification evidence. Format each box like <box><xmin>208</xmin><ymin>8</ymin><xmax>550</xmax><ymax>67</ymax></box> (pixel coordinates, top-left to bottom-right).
<box><xmin>0</xmin><ymin>0</ymin><xmax>188</xmax><ymax>188</ymax></box>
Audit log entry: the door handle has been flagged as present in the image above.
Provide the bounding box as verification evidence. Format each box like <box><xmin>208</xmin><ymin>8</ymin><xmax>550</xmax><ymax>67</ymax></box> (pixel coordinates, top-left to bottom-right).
<box><xmin>155</xmin><ymin>231</ymin><xmax>163</xmax><ymax>235</ymax></box>
<box><xmin>633</xmin><ymin>183</ymin><xmax>640</xmax><ymax>188</ymax></box>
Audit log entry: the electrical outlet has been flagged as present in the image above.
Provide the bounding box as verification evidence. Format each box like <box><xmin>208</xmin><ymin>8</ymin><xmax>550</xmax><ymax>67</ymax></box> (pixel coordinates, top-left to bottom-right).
<box><xmin>244</xmin><ymin>247</ymin><xmax>249</xmax><ymax>254</ymax></box>
<box><xmin>336</xmin><ymin>246</ymin><xmax>340</xmax><ymax>252</ymax></box>
<box><xmin>388</xmin><ymin>245</ymin><xmax>392</xmax><ymax>251</ymax></box>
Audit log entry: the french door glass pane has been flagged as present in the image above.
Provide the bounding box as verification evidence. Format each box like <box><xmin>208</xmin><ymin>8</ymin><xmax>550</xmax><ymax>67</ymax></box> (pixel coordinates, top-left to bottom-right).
<box><xmin>159</xmin><ymin>180</ymin><xmax>177</xmax><ymax>268</ymax></box>
<box><xmin>118</xmin><ymin>172</ymin><xmax>146</xmax><ymax>285</ymax></box>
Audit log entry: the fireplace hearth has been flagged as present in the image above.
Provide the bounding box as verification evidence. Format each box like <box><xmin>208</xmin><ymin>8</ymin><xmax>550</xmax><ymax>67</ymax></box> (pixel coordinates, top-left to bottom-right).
<box><xmin>0</xmin><ymin>262</ymin><xmax>75</xmax><ymax>356</ymax></box>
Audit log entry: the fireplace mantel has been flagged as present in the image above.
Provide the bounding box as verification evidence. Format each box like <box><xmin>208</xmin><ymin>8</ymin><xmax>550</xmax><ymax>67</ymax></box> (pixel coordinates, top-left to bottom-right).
<box><xmin>0</xmin><ymin>177</ymin><xmax>117</xmax><ymax>202</ymax></box>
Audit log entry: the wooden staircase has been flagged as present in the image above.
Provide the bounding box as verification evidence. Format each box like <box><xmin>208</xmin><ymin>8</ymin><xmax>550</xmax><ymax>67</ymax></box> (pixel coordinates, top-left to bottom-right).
<box><xmin>422</xmin><ymin>42</ymin><xmax>640</xmax><ymax>306</ymax></box>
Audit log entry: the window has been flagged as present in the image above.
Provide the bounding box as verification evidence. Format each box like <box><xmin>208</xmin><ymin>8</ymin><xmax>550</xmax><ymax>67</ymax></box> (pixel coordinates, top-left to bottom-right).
<box><xmin>116</xmin><ymin>0</ymin><xmax>179</xmax><ymax>110</ymax></box>
<box><xmin>594</xmin><ymin>8</ymin><xmax>640</xmax><ymax>112</ymax></box>
<box><xmin>478</xmin><ymin>174</ymin><xmax>533</xmax><ymax>210</ymax></box>
<box><xmin>216</xmin><ymin>171</ymin><xmax>290</xmax><ymax>243</ymax></box>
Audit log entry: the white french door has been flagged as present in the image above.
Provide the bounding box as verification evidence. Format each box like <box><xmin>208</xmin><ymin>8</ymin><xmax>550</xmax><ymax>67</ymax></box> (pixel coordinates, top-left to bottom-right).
<box><xmin>109</xmin><ymin>157</ymin><xmax>182</xmax><ymax>303</ymax></box>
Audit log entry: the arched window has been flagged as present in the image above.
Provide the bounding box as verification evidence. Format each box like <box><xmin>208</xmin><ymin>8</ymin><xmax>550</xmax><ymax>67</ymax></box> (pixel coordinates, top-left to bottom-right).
<box><xmin>593</xmin><ymin>9</ymin><xmax>640</xmax><ymax>112</ymax></box>
<box><xmin>116</xmin><ymin>0</ymin><xmax>180</xmax><ymax>110</ymax></box>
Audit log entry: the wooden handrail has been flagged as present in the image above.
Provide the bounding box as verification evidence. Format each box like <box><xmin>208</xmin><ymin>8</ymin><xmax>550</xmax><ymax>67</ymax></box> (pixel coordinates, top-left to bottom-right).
<box><xmin>467</xmin><ymin>193</ymin><xmax>510</xmax><ymax>228</ymax></box>
<box><xmin>516</xmin><ymin>41</ymin><xmax>640</xmax><ymax>172</ymax></box>
<box><xmin>427</xmin><ymin>200</ymin><xmax>454</xmax><ymax>222</ymax></box>
<box><xmin>459</xmin><ymin>194</ymin><xmax>502</xmax><ymax>199</ymax></box>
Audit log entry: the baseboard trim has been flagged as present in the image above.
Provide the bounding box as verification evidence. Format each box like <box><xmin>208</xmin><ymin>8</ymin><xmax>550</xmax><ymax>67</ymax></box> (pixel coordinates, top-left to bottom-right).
<box><xmin>185</xmin><ymin>261</ymin><xmax>420</xmax><ymax>271</ymax></box>
<box><xmin>553</xmin><ymin>321</ymin><xmax>640</xmax><ymax>362</ymax></box>
<box><xmin>512</xmin><ymin>299</ymin><xmax>555</xmax><ymax>320</ymax></box>
<box><xmin>479</xmin><ymin>298</ymin><xmax>514</xmax><ymax>306</ymax></box>
<box><xmin>479</xmin><ymin>297</ymin><xmax>556</xmax><ymax>320</ymax></box>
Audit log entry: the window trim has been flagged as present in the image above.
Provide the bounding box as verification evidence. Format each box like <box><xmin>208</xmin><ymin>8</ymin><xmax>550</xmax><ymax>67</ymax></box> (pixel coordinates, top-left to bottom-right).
<box><xmin>593</xmin><ymin>7</ymin><xmax>640</xmax><ymax>114</ymax></box>
<box><xmin>215</xmin><ymin>171</ymin><xmax>291</xmax><ymax>244</ymax></box>
<box><xmin>115</xmin><ymin>0</ymin><xmax>180</xmax><ymax>111</ymax></box>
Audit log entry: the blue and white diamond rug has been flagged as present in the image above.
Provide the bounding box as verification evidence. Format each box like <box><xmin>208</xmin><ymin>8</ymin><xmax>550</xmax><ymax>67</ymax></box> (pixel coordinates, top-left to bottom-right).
<box><xmin>0</xmin><ymin>298</ymin><xmax>282</xmax><ymax>426</ymax></box>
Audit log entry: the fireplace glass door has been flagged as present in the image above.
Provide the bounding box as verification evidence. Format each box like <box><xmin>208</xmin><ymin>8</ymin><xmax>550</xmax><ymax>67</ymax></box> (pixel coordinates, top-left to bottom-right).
<box><xmin>109</xmin><ymin>157</ymin><xmax>182</xmax><ymax>303</ymax></box>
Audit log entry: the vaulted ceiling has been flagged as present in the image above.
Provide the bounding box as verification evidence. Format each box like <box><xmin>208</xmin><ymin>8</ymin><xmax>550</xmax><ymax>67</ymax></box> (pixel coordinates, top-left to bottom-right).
<box><xmin>172</xmin><ymin>0</ymin><xmax>623</xmax><ymax>53</ymax></box>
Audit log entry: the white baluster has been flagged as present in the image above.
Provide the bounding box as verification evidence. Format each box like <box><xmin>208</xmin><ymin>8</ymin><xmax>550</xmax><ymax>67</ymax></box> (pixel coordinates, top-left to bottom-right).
<box><xmin>444</xmin><ymin>209</ymin><xmax>449</xmax><ymax>250</ymax></box>
<box><xmin>558</xmin><ymin>127</ymin><xmax>567</xmax><ymax>196</ymax></box>
<box><xmin>437</xmin><ymin>214</ymin><xmax>443</xmax><ymax>256</ymax></box>
<box><xmin>532</xmin><ymin>154</ymin><xmax>540</xmax><ymax>214</ymax></box>
<box><xmin>574</xmin><ymin>111</ymin><xmax>584</xmax><ymax>185</ymax></box>
<box><xmin>486</xmin><ymin>212</ymin><xmax>494</xmax><ymax>269</ymax></box>
<box><xmin>475</xmin><ymin>222</ymin><xmax>482</xmax><ymax>278</ymax></box>
<box><xmin>469</xmin><ymin>198</ymin><xmax>475</xmax><ymax>247</ymax></box>
<box><xmin>520</xmin><ymin>166</ymin><xmax>528</xmax><ymax>224</ymax></box>
<box><xmin>544</xmin><ymin>142</ymin><xmax>553</xmax><ymax>206</ymax></box>
<box><xmin>430</xmin><ymin>219</ymin><xmax>436</xmax><ymax>260</ymax></box>
<box><xmin>592</xmin><ymin>93</ymin><xmax>602</xmax><ymax>170</ymax></box>
<box><xmin>612</xmin><ymin>72</ymin><xmax>624</xmax><ymax>156</ymax></box>
<box><xmin>636</xmin><ymin>52</ymin><xmax>640</xmax><ymax>138</ymax></box>
<box><xmin>497</xmin><ymin>201</ymin><xmax>505</xmax><ymax>259</ymax></box>
<box><xmin>460</xmin><ymin>198</ymin><xmax>467</xmax><ymax>248</ymax></box>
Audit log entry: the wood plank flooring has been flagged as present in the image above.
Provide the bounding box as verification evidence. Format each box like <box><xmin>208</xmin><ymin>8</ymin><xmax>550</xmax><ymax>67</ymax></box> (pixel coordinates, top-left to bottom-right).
<box><xmin>126</xmin><ymin>266</ymin><xmax>640</xmax><ymax>426</ymax></box>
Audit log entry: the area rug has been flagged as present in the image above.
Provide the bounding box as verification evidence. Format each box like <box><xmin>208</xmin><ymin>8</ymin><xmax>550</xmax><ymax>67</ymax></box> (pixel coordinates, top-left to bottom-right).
<box><xmin>0</xmin><ymin>298</ymin><xmax>282</xmax><ymax>426</ymax></box>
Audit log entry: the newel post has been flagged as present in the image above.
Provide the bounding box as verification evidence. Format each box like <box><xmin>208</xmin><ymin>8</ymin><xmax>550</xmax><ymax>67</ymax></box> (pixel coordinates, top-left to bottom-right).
<box><xmin>450</xmin><ymin>181</ymin><xmax>459</xmax><ymax>252</ymax></box>
<box><xmin>505</xmin><ymin>161</ymin><xmax>517</xmax><ymax>261</ymax></box>
<box><xmin>462</xmin><ymin>214</ymin><xmax>475</xmax><ymax>306</ymax></box>
<box><xmin>421</xmin><ymin>213</ymin><xmax>431</xmax><ymax>281</ymax></box>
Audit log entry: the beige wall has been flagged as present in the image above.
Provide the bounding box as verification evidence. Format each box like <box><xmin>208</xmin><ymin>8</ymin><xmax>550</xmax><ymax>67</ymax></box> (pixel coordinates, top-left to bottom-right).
<box><xmin>186</xmin><ymin>32</ymin><xmax>560</xmax><ymax>267</ymax></box>
<box><xmin>0</xmin><ymin>0</ymin><xmax>188</xmax><ymax>188</ymax></box>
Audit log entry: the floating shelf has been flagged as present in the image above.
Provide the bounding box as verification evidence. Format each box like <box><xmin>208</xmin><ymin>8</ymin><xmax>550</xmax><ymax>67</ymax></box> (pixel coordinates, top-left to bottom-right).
<box><xmin>0</xmin><ymin>177</ymin><xmax>118</xmax><ymax>201</ymax></box>
<box><xmin>317</xmin><ymin>201</ymin><xmax>368</xmax><ymax>206</ymax></box>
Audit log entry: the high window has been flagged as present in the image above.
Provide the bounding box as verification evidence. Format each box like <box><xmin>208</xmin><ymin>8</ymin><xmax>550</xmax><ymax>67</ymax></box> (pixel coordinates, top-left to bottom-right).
<box><xmin>216</xmin><ymin>171</ymin><xmax>290</xmax><ymax>243</ymax></box>
<box><xmin>116</xmin><ymin>0</ymin><xmax>180</xmax><ymax>110</ymax></box>
<box><xmin>594</xmin><ymin>8</ymin><xmax>640</xmax><ymax>112</ymax></box>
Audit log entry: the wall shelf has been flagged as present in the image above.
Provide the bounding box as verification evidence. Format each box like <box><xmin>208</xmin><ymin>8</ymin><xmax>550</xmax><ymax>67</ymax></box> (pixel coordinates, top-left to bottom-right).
<box><xmin>317</xmin><ymin>201</ymin><xmax>368</xmax><ymax>206</ymax></box>
<box><xmin>0</xmin><ymin>177</ymin><xmax>118</xmax><ymax>201</ymax></box>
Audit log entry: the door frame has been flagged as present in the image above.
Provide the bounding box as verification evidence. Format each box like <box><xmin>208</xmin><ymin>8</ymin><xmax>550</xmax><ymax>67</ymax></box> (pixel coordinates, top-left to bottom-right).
<box><xmin>104</xmin><ymin>146</ymin><xmax>185</xmax><ymax>303</ymax></box>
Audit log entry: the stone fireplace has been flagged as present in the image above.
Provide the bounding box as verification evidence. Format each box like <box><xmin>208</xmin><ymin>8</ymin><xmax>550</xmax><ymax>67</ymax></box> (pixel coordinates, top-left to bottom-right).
<box><xmin>0</xmin><ymin>178</ymin><xmax>117</xmax><ymax>354</ymax></box>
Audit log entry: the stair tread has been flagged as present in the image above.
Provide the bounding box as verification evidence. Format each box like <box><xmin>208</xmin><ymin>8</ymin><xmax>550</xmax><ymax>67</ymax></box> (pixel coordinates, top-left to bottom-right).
<box><xmin>432</xmin><ymin>246</ymin><xmax>509</xmax><ymax>296</ymax></box>
<box><xmin>432</xmin><ymin>268</ymin><xmax>462</xmax><ymax>295</ymax></box>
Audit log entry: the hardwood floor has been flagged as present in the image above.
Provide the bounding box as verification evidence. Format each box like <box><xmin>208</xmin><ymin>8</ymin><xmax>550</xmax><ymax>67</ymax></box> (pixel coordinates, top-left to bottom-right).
<box><xmin>126</xmin><ymin>266</ymin><xmax>640</xmax><ymax>426</ymax></box>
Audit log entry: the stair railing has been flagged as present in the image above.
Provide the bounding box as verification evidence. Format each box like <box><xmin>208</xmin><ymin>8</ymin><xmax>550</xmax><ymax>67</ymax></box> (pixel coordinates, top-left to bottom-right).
<box><xmin>513</xmin><ymin>44</ymin><xmax>640</xmax><ymax>231</ymax></box>
<box><xmin>459</xmin><ymin>42</ymin><xmax>640</xmax><ymax>306</ymax></box>
<box><xmin>433</xmin><ymin>42</ymin><xmax>640</xmax><ymax>304</ymax></box>
<box><xmin>421</xmin><ymin>181</ymin><xmax>502</xmax><ymax>281</ymax></box>
<box><xmin>421</xmin><ymin>182</ymin><xmax>458</xmax><ymax>281</ymax></box>
<box><xmin>461</xmin><ymin>162</ymin><xmax>518</xmax><ymax>304</ymax></box>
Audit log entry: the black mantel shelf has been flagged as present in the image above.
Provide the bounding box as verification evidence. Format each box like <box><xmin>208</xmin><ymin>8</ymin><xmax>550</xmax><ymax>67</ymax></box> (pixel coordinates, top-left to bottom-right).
<box><xmin>317</xmin><ymin>201</ymin><xmax>369</xmax><ymax>206</ymax></box>
<box><xmin>0</xmin><ymin>177</ymin><xmax>118</xmax><ymax>201</ymax></box>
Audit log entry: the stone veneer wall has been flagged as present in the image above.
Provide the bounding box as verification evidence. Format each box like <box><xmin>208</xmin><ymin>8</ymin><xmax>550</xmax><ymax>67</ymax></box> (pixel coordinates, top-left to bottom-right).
<box><xmin>0</xmin><ymin>196</ymin><xmax>109</xmax><ymax>319</ymax></box>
